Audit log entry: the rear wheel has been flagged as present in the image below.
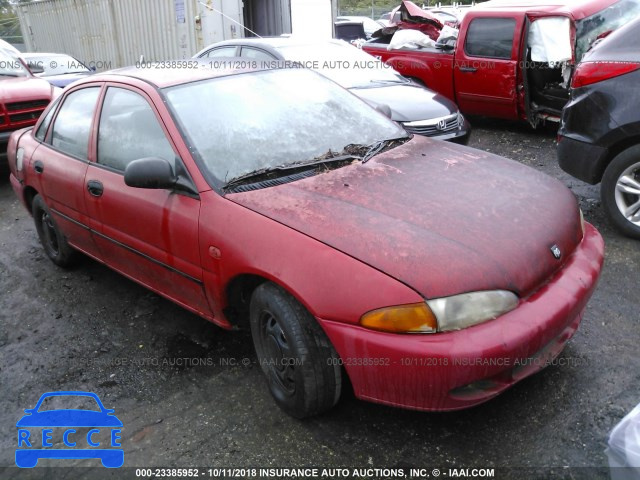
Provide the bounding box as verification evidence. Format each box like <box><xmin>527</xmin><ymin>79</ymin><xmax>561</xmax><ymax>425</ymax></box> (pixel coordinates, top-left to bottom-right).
<box><xmin>601</xmin><ymin>145</ymin><xmax>640</xmax><ymax>239</ymax></box>
<box><xmin>250</xmin><ymin>282</ymin><xmax>342</xmax><ymax>418</ymax></box>
<box><xmin>32</xmin><ymin>194</ymin><xmax>77</xmax><ymax>267</ymax></box>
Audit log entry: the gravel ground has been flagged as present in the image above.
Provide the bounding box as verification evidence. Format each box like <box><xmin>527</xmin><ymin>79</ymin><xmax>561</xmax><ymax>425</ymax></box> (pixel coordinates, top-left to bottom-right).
<box><xmin>1</xmin><ymin>118</ymin><xmax>638</xmax><ymax>480</ymax></box>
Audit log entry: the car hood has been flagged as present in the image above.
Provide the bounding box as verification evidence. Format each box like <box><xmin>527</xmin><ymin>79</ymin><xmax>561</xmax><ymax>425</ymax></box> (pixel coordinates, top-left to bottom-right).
<box><xmin>16</xmin><ymin>410</ymin><xmax>123</xmax><ymax>427</ymax></box>
<box><xmin>0</xmin><ymin>76</ymin><xmax>52</xmax><ymax>101</ymax></box>
<box><xmin>227</xmin><ymin>136</ymin><xmax>582</xmax><ymax>299</ymax></box>
<box><xmin>351</xmin><ymin>84</ymin><xmax>458</xmax><ymax>122</ymax></box>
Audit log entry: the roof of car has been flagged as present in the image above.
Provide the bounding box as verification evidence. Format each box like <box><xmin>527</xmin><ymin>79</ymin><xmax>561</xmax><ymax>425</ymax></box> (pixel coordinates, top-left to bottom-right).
<box><xmin>200</xmin><ymin>37</ymin><xmax>350</xmax><ymax>52</ymax></box>
<box><xmin>91</xmin><ymin>59</ymin><xmax>266</xmax><ymax>88</ymax></box>
<box><xmin>470</xmin><ymin>0</ymin><xmax>620</xmax><ymax>19</ymax></box>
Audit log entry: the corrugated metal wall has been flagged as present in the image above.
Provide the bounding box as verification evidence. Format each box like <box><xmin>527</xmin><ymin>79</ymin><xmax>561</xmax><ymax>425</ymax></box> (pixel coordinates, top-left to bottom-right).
<box><xmin>16</xmin><ymin>0</ymin><xmax>246</xmax><ymax>70</ymax></box>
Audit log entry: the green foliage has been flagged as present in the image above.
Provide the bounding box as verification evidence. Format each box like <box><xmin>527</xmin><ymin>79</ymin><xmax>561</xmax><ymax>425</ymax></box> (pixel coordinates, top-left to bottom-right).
<box><xmin>338</xmin><ymin>0</ymin><xmax>479</xmax><ymax>17</ymax></box>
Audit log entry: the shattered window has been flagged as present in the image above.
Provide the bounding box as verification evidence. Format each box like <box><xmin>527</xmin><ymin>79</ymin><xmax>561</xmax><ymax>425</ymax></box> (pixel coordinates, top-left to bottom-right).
<box><xmin>465</xmin><ymin>17</ymin><xmax>516</xmax><ymax>59</ymax></box>
<box><xmin>576</xmin><ymin>0</ymin><xmax>640</xmax><ymax>61</ymax></box>
<box><xmin>164</xmin><ymin>69</ymin><xmax>405</xmax><ymax>185</ymax></box>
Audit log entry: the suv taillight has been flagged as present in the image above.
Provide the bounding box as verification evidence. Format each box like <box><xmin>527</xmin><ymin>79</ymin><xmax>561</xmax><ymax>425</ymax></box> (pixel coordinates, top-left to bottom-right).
<box><xmin>571</xmin><ymin>61</ymin><xmax>640</xmax><ymax>88</ymax></box>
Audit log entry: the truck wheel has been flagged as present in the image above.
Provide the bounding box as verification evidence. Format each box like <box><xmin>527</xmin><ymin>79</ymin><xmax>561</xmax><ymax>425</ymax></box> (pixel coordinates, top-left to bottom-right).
<box><xmin>601</xmin><ymin>145</ymin><xmax>640</xmax><ymax>239</ymax></box>
<box><xmin>250</xmin><ymin>282</ymin><xmax>342</xmax><ymax>418</ymax></box>
<box><xmin>32</xmin><ymin>194</ymin><xmax>78</xmax><ymax>267</ymax></box>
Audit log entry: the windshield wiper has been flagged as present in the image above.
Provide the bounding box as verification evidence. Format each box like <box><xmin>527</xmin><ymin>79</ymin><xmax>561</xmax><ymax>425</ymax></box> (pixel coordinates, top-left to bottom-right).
<box><xmin>0</xmin><ymin>73</ymin><xmax>20</xmax><ymax>77</ymax></box>
<box><xmin>362</xmin><ymin>136</ymin><xmax>410</xmax><ymax>163</ymax></box>
<box><xmin>223</xmin><ymin>137</ymin><xmax>409</xmax><ymax>190</ymax></box>
<box><xmin>369</xmin><ymin>78</ymin><xmax>410</xmax><ymax>85</ymax></box>
<box><xmin>223</xmin><ymin>154</ymin><xmax>359</xmax><ymax>190</ymax></box>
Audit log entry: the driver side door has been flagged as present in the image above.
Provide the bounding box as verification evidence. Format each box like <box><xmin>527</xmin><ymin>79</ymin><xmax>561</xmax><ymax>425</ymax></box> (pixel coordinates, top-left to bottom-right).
<box><xmin>84</xmin><ymin>85</ymin><xmax>211</xmax><ymax>317</ymax></box>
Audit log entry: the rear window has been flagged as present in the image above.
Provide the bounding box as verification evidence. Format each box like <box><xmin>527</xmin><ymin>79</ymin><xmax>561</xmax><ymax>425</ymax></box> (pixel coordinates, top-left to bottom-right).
<box><xmin>576</xmin><ymin>0</ymin><xmax>640</xmax><ymax>61</ymax></box>
<box><xmin>465</xmin><ymin>17</ymin><xmax>516</xmax><ymax>59</ymax></box>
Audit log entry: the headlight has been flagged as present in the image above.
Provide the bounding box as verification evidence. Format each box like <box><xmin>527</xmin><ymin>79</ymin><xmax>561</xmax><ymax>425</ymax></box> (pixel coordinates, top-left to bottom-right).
<box><xmin>458</xmin><ymin>113</ymin><xmax>464</xmax><ymax>130</ymax></box>
<box><xmin>427</xmin><ymin>290</ymin><xmax>518</xmax><ymax>332</ymax></box>
<box><xmin>579</xmin><ymin>208</ymin><xmax>585</xmax><ymax>236</ymax></box>
<box><xmin>359</xmin><ymin>290</ymin><xmax>518</xmax><ymax>334</ymax></box>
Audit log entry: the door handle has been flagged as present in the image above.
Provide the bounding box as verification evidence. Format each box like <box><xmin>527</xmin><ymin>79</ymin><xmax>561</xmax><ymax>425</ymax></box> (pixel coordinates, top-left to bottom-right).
<box><xmin>87</xmin><ymin>180</ymin><xmax>104</xmax><ymax>197</ymax></box>
<box><xmin>33</xmin><ymin>160</ymin><xmax>44</xmax><ymax>174</ymax></box>
<box><xmin>459</xmin><ymin>67</ymin><xmax>478</xmax><ymax>73</ymax></box>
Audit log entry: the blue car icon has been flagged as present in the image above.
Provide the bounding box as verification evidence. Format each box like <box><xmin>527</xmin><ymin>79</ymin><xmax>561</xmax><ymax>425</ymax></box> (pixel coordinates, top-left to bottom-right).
<box><xmin>16</xmin><ymin>391</ymin><xmax>123</xmax><ymax>468</ymax></box>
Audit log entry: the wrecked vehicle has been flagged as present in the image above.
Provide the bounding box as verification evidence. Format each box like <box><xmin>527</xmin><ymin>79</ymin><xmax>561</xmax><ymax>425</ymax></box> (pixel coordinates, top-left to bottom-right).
<box><xmin>8</xmin><ymin>65</ymin><xmax>603</xmax><ymax>418</ymax></box>
<box><xmin>558</xmin><ymin>16</ymin><xmax>640</xmax><ymax>239</ymax></box>
<box><xmin>363</xmin><ymin>0</ymin><xmax>640</xmax><ymax>126</ymax></box>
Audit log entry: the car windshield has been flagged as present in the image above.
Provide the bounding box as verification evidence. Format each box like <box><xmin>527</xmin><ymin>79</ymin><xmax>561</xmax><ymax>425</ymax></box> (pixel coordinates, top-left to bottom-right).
<box><xmin>275</xmin><ymin>42</ymin><xmax>408</xmax><ymax>88</ymax></box>
<box><xmin>0</xmin><ymin>51</ymin><xmax>28</xmax><ymax>77</ymax></box>
<box><xmin>576</xmin><ymin>0</ymin><xmax>640</xmax><ymax>61</ymax></box>
<box><xmin>164</xmin><ymin>68</ymin><xmax>406</xmax><ymax>185</ymax></box>
<box><xmin>25</xmin><ymin>54</ymin><xmax>90</xmax><ymax>76</ymax></box>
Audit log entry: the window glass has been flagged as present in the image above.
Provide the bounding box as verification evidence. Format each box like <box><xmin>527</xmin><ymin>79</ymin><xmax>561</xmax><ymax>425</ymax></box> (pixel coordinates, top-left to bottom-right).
<box><xmin>97</xmin><ymin>88</ymin><xmax>175</xmax><ymax>172</ymax></box>
<box><xmin>465</xmin><ymin>18</ymin><xmax>516</xmax><ymax>59</ymax></box>
<box><xmin>203</xmin><ymin>46</ymin><xmax>237</xmax><ymax>58</ymax></box>
<box><xmin>35</xmin><ymin>97</ymin><xmax>61</xmax><ymax>141</ymax></box>
<box><xmin>240</xmin><ymin>47</ymin><xmax>275</xmax><ymax>61</ymax></box>
<box><xmin>51</xmin><ymin>87</ymin><xmax>100</xmax><ymax>159</ymax></box>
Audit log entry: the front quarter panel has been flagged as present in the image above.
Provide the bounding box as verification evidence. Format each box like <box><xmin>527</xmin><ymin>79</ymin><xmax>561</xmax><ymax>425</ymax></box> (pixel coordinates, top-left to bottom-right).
<box><xmin>198</xmin><ymin>191</ymin><xmax>424</xmax><ymax>326</ymax></box>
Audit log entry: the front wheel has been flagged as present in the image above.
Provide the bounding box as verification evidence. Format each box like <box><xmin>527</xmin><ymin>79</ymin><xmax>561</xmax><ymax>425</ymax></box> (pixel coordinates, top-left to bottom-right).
<box><xmin>250</xmin><ymin>282</ymin><xmax>342</xmax><ymax>418</ymax></box>
<box><xmin>32</xmin><ymin>194</ymin><xmax>77</xmax><ymax>267</ymax></box>
<box><xmin>601</xmin><ymin>145</ymin><xmax>640</xmax><ymax>239</ymax></box>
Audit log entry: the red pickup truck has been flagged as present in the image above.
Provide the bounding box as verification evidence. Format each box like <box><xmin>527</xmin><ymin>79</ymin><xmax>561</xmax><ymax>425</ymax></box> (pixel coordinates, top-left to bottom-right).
<box><xmin>1</xmin><ymin>51</ymin><xmax>55</xmax><ymax>162</ymax></box>
<box><xmin>363</xmin><ymin>0</ymin><xmax>639</xmax><ymax>126</ymax></box>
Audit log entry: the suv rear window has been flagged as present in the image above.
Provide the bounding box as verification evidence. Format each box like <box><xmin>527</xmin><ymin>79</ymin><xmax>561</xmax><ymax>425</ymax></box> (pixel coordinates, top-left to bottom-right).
<box><xmin>465</xmin><ymin>17</ymin><xmax>516</xmax><ymax>59</ymax></box>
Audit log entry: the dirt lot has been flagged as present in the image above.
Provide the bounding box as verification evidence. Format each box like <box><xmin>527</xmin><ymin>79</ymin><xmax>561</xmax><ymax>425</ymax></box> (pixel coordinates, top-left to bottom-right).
<box><xmin>1</xmin><ymin>118</ymin><xmax>638</xmax><ymax>480</ymax></box>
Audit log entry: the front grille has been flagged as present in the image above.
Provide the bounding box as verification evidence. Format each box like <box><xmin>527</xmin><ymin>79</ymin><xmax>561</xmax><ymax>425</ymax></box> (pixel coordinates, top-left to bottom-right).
<box><xmin>5</xmin><ymin>99</ymin><xmax>50</xmax><ymax>112</ymax></box>
<box><xmin>9</xmin><ymin>111</ymin><xmax>43</xmax><ymax>123</ymax></box>
<box><xmin>402</xmin><ymin>114</ymin><xmax>460</xmax><ymax>137</ymax></box>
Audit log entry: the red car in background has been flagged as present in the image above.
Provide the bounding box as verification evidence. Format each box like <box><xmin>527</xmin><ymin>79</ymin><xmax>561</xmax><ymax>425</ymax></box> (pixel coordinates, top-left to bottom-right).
<box><xmin>7</xmin><ymin>64</ymin><xmax>604</xmax><ymax>417</ymax></box>
<box><xmin>1</xmin><ymin>50</ymin><xmax>56</xmax><ymax>162</ymax></box>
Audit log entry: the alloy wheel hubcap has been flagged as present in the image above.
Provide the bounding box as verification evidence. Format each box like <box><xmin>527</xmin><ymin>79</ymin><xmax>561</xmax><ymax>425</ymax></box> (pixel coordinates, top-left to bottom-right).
<box><xmin>614</xmin><ymin>161</ymin><xmax>640</xmax><ymax>227</ymax></box>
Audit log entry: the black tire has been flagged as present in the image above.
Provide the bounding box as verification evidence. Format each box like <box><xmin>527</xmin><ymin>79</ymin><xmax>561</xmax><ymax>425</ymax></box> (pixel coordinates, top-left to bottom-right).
<box><xmin>32</xmin><ymin>194</ymin><xmax>78</xmax><ymax>267</ymax></box>
<box><xmin>601</xmin><ymin>145</ymin><xmax>640</xmax><ymax>239</ymax></box>
<box><xmin>250</xmin><ymin>282</ymin><xmax>342</xmax><ymax>418</ymax></box>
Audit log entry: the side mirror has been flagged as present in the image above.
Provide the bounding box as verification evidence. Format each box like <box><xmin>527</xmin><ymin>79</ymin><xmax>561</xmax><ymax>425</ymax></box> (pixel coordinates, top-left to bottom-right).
<box><xmin>374</xmin><ymin>103</ymin><xmax>393</xmax><ymax>119</ymax></box>
<box><xmin>124</xmin><ymin>157</ymin><xmax>177</xmax><ymax>189</ymax></box>
<box><xmin>30</xmin><ymin>64</ymin><xmax>45</xmax><ymax>74</ymax></box>
<box><xmin>90</xmin><ymin>66</ymin><xmax>97</xmax><ymax>72</ymax></box>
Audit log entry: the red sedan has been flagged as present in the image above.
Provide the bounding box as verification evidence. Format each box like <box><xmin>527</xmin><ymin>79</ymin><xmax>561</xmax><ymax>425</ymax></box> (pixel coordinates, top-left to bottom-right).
<box><xmin>7</xmin><ymin>65</ymin><xmax>604</xmax><ymax>418</ymax></box>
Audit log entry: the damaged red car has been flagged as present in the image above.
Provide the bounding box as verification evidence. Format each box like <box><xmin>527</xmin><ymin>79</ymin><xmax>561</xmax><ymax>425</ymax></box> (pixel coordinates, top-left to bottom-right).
<box><xmin>7</xmin><ymin>65</ymin><xmax>604</xmax><ymax>418</ymax></box>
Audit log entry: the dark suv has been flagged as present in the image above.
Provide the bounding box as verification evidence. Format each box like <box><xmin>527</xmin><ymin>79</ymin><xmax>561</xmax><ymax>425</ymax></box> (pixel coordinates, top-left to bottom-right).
<box><xmin>557</xmin><ymin>17</ymin><xmax>640</xmax><ymax>239</ymax></box>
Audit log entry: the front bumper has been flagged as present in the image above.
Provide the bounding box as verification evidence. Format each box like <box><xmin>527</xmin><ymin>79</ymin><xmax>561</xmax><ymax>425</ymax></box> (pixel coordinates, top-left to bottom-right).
<box><xmin>319</xmin><ymin>222</ymin><xmax>604</xmax><ymax>411</ymax></box>
<box><xmin>402</xmin><ymin>114</ymin><xmax>471</xmax><ymax>145</ymax></box>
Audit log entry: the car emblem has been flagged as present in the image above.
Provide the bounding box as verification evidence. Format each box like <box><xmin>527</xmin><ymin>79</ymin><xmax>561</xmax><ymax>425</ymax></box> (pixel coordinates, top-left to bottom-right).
<box><xmin>550</xmin><ymin>244</ymin><xmax>562</xmax><ymax>259</ymax></box>
<box><xmin>436</xmin><ymin>119</ymin><xmax>447</xmax><ymax>131</ymax></box>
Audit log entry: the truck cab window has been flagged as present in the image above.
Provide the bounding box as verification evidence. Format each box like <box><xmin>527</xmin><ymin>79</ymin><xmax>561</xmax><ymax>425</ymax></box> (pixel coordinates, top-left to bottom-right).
<box><xmin>465</xmin><ymin>18</ymin><xmax>516</xmax><ymax>59</ymax></box>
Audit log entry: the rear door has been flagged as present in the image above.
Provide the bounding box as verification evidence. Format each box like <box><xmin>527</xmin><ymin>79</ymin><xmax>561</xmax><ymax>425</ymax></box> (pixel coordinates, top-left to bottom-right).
<box><xmin>83</xmin><ymin>84</ymin><xmax>211</xmax><ymax>317</ymax></box>
<box><xmin>31</xmin><ymin>85</ymin><xmax>102</xmax><ymax>258</ymax></box>
<box><xmin>454</xmin><ymin>15</ymin><xmax>522</xmax><ymax>119</ymax></box>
